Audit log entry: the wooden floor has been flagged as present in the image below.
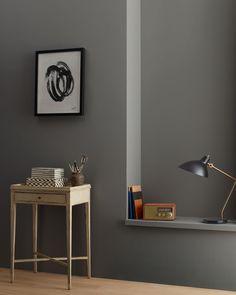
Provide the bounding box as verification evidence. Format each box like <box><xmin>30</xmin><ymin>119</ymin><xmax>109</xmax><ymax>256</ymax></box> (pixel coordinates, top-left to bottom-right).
<box><xmin>0</xmin><ymin>268</ymin><xmax>235</xmax><ymax>295</ymax></box>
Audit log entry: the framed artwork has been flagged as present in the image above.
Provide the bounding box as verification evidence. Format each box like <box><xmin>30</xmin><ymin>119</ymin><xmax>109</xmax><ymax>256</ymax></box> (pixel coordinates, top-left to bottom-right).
<box><xmin>35</xmin><ymin>48</ymin><xmax>85</xmax><ymax>115</ymax></box>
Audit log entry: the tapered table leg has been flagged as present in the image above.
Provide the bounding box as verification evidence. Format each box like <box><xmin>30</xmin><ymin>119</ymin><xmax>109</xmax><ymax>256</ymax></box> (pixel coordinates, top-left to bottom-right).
<box><xmin>32</xmin><ymin>204</ymin><xmax>38</xmax><ymax>273</ymax></box>
<box><xmin>85</xmin><ymin>202</ymin><xmax>91</xmax><ymax>278</ymax></box>
<box><xmin>10</xmin><ymin>197</ymin><xmax>16</xmax><ymax>283</ymax></box>
<box><xmin>66</xmin><ymin>204</ymin><xmax>72</xmax><ymax>290</ymax></box>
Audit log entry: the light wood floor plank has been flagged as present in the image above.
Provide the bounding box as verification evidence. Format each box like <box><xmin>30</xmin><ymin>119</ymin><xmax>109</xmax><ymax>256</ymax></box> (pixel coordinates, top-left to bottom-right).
<box><xmin>0</xmin><ymin>268</ymin><xmax>234</xmax><ymax>295</ymax></box>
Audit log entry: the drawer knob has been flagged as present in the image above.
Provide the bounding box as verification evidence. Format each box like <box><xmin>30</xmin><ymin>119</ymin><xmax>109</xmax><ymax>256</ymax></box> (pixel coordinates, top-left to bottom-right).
<box><xmin>38</xmin><ymin>196</ymin><xmax>42</xmax><ymax>200</ymax></box>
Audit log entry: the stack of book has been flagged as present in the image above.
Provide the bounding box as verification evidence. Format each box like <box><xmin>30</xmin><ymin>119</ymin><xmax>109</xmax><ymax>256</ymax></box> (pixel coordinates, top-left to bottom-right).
<box><xmin>128</xmin><ymin>185</ymin><xmax>143</xmax><ymax>219</ymax></box>
<box><xmin>26</xmin><ymin>167</ymin><xmax>65</xmax><ymax>187</ymax></box>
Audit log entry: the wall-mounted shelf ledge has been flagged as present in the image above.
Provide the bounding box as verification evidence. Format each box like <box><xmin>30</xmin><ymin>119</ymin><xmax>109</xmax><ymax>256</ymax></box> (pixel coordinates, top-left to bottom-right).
<box><xmin>125</xmin><ymin>216</ymin><xmax>236</xmax><ymax>232</ymax></box>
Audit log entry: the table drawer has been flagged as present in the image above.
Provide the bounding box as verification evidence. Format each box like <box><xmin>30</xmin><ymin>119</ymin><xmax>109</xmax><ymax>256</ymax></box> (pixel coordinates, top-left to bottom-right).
<box><xmin>14</xmin><ymin>192</ymin><xmax>66</xmax><ymax>204</ymax></box>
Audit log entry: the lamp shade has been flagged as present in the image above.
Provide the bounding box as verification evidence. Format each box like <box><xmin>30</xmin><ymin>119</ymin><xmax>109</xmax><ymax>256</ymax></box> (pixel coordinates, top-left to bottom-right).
<box><xmin>179</xmin><ymin>155</ymin><xmax>210</xmax><ymax>178</ymax></box>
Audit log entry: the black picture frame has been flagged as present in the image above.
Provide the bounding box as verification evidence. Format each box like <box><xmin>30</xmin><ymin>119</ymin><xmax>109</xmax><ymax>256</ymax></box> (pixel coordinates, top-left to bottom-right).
<box><xmin>35</xmin><ymin>48</ymin><xmax>85</xmax><ymax>116</ymax></box>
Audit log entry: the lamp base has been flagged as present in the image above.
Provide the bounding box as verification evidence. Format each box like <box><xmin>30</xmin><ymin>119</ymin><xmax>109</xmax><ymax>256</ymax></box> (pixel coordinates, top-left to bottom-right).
<box><xmin>202</xmin><ymin>217</ymin><xmax>227</xmax><ymax>224</ymax></box>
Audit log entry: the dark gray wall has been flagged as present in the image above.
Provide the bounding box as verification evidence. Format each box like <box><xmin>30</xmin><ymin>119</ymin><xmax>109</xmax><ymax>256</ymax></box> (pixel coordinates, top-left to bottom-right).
<box><xmin>0</xmin><ymin>0</ymin><xmax>127</xmax><ymax>275</ymax></box>
<box><xmin>142</xmin><ymin>0</ymin><xmax>236</xmax><ymax>291</ymax></box>
<box><xmin>142</xmin><ymin>0</ymin><xmax>236</xmax><ymax>217</ymax></box>
<box><xmin>1</xmin><ymin>0</ymin><xmax>236</xmax><ymax>292</ymax></box>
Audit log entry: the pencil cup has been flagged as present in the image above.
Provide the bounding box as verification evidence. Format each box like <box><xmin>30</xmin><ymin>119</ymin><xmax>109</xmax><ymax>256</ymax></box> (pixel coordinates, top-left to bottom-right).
<box><xmin>70</xmin><ymin>172</ymin><xmax>85</xmax><ymax>186</ymax></box>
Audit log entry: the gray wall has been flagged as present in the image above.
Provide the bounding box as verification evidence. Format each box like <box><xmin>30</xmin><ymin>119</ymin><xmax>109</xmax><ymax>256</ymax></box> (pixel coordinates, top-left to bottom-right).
<box><xmin>1</xmin><ymin>0</ymin><xmax>236</xmax><ymax>292</ymax></box>
<box><xmin>0</xmin><ymin>0</ymin><xmax>127</xmax><ymax>275</ymax></box>
<box><xmin>127</xmin><ymin>0</ymin><xmax>141</xmax><ymax>188</ymax></box>
<box><xmin>142</xmin><ymin>0</ymin><xmax>236</xmax><ymax>291</ymax></box>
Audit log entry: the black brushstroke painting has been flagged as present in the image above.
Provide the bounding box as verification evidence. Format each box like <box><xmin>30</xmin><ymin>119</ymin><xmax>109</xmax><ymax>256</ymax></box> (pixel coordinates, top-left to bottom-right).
<box><xmin>45</xmin><ymin>61</ymin><xmax>74</xmax><ymax>102</ymax></box>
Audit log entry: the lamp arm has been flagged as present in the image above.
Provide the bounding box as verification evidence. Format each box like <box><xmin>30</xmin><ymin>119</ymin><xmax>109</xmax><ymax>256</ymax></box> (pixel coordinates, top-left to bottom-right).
<box><xmin>208</xmin><ymin>163</ymin><xmax>236</xmax><ymax>181</ymax></box>
<box><xmin>208</xmin><ymin>163</ymin><xmax>236</xmax><ymax>220</ymax></box>
<box><xmin>220</xmin><ymin>182</ymin><xmax>236</xmax><ymax>220</ymax></box>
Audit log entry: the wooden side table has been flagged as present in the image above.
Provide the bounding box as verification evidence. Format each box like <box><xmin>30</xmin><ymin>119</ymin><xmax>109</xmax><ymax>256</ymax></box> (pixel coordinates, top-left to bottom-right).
<box><xmin>10</xmin><ymin>184</ymin><xmax>91</xmax><ymax>290</ymax></box>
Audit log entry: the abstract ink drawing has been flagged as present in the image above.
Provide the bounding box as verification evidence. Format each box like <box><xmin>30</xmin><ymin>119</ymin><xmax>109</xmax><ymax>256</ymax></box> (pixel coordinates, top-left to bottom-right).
<box><xmin>45</xmin><ymin>61</ymin><xmax>74</xmax><ymax>102</ymax></box>
<box><xmin>35</xmin><ymin>48</ymin><xmax>84</xmax><ymax>115</ymax></box>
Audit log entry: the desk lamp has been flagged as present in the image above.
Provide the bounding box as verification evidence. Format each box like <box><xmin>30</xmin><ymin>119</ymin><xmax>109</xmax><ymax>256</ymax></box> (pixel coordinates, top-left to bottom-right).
<box><xmin>179</xmin><ymin>155</ymin><xmax>236</xmax><ymax>224</ymax></box>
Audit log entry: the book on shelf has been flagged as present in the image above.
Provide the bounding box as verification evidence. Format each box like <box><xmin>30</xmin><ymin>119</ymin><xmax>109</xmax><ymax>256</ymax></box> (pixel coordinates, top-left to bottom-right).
<box><xmin>128</xmin><ymin>185</ymin><xmax>143</xmax><ymax>219</ymax></box>
<box><xmin>128</xmin><ymin>187</ymin><xmax>133</xmax><ymax>219</ymax></box>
